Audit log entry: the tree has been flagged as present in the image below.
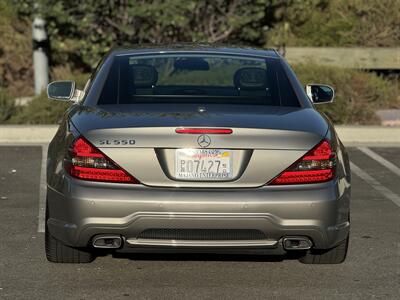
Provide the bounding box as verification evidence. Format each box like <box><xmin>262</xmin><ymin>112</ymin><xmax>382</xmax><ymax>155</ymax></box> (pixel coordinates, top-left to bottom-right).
<box><xmin>11</xmin><ymin>0</ymin><xmax>400</xmax><ymax>71</ymax></box>
<box><xmin>0</xmin><ymin>0</ymin><xmax>33</xmax><ymax>96</ymax></box>
<box><xmin>267</xmin><ymin>0</ymin><xmax>400</xmax><ymax>47</ymax></box>
<box><xmin>16</xmin><ymin>0</ymin><xmax>270</xmax><ymax>69</ymax></box>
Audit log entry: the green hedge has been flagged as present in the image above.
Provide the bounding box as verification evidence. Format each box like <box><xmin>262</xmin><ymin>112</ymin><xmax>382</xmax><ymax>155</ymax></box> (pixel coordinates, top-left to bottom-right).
<box><xmin>6</xmin><ymin>70</ymin><xmax>89</xmax><ymax>124</ymax></box>
<box><xmin>293</xmin><ymin>64</ymin><xmax>399</xmax><ymax>124</ymax></box>
<box><xmin>7</xmin><ymin>92</ymin><xmax>70</xmax><ymax>124</ymax></box>
<box><xmin>0</xmin><ymin>89</ymin><xmax>18</xmax><ymax>123</ymax></box>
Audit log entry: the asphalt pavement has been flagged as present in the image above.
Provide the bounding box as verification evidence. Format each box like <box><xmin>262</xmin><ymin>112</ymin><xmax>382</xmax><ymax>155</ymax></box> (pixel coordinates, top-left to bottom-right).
<box><xmin>0</xmin><ymin>146</ymin><xmax>399</xmax><ymax>299</ymax></box>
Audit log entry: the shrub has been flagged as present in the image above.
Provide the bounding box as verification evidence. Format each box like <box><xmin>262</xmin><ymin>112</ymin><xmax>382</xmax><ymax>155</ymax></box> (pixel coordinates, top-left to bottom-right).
<box><xmin>7</xmin><ymin>69</ymin><xmax>90</xmax><ymax>124</ymax></box>
<box><xmin>8</xmin><ymin>92</ymin><xmax>70</xmax><ymax>124</ymax></box>
<box><xmin>0</xmin><ymin>88</ymin><xmax>18</xmax><ymax>123</ymax></box>
<box><xmin>292</xmin><ymin>63</ymin><xmax>399</xmax><ymax>124</ymax></box>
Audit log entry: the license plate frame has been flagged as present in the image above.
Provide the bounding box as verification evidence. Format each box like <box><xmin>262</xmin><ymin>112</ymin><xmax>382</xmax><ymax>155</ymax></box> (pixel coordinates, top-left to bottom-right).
<box><xmin>174</xmin><ymin>149</ymin><xmax>233</xmax><ymax>181</ymax></box>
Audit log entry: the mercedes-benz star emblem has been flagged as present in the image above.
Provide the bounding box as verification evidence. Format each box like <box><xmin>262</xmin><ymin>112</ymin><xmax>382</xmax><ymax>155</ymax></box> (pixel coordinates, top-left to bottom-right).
<box><xmin>197</xmin><ymin>134</ymin><xmax>211</xmax><ymax>148</ymax></box>
<box><xmin>197</xmin><ymin>106</ymin><xmax>206</xmax><ymax>113</ymax></box>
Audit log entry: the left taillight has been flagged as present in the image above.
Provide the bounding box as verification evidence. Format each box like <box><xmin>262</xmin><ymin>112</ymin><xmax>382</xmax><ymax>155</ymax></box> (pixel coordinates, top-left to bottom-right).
<box><xmin>268</xmin><ymin>140</ymin><xmax>336</xmax><ymax>185</ymax></box>
<box><xmin>66</xmin><ymin>137</ymin><xmax>139</xmax><ymax>184</ymax></box>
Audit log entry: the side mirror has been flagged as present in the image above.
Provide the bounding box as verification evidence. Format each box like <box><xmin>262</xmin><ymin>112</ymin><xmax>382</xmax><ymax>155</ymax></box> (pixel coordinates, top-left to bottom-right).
<box><xmin>306</xmin><ymin>84</ymin><xmax>334</xmax><ymax>104</ymax></box>
<box><xmin>47</xmin><ymin>80</ymin><xmax>75</xmax><ymax>101</ymax></box>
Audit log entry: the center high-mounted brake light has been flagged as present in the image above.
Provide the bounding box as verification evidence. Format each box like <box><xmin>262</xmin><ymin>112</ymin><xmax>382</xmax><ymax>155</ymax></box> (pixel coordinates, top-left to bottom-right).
<box><xmin>66</xmin><ymin>137</ymin><xmax>139</xmax><ymax>184</ymax></box>
<box><xmin>269</xmin><ymin>140</ymin><xmax>335</xmax><ymax>185</ymax></box>
<box><xmin>175</xmin><ymin>128</ymin><xmax>233</xmax><ymax>134</ymax></box>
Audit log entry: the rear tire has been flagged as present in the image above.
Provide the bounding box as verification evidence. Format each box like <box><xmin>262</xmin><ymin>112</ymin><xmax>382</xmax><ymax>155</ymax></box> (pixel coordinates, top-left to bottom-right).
<box><xmin>299</xmin><ymin>236</ymin><xmax>349</xmax><ymax>264</ymax></box>
<box><xmin>45</xmin><ymin>202</ymin><xmax>94</xmax><ymax>263</ymax></box>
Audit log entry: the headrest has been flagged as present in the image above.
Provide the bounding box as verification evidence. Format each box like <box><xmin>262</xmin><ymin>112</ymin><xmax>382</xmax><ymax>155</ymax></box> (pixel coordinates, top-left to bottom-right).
<box><xmin>130</xmin><ymin>64</ymin><xmax>158</xmax><ymax>87</ymax></box>
<box><xmin>173</xmin><ymin>57</ymin><xmax>210</xmax><ymax>71</ymax></box>
<box><xmin>234</xmin><ymin>67</ymin><xmax>268</xmax><ymax>90</ymax></box>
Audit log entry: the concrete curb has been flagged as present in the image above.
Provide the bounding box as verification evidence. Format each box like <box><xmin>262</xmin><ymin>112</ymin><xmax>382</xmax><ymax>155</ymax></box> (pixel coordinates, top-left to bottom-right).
<box><xmin>335</xmin><ymin>126</ymin><xmax>400</xmax><ymax>145</ymax></box>
<box><xmin>0</xmin><ymin>125</ymin><xmax>399</xmax><ymax>145</ymax></box>
<box><xmin>0</xmin><ymin>125</ymin><xmax>58</xmax><ymax>144</ymax></box>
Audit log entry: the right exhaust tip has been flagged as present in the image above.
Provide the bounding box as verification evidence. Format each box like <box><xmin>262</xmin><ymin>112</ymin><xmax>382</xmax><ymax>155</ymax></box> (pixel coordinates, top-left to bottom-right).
<box><xmin>92</xmin><ymin>235</ymin><xmax>123</xmax><ymax>249</ymax></box>
<box><xmin>283</xmin><ymin>237</ymin><xmax>312</xmax><ymax>250</ymax></box>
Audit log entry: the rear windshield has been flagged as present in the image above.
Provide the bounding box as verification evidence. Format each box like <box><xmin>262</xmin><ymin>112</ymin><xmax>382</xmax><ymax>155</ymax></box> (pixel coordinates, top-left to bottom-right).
<box><xmin>97</xmin><ymin>53</ymin><xmax>300</xmax><ymax>107</ymax></box>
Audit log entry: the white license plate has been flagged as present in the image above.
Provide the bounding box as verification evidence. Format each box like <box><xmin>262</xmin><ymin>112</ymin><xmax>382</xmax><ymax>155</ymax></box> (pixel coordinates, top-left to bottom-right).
<box><xmin>175</xmin><ymin>149</ymin><xmax>233</xmax><ymax>180</ymax></box>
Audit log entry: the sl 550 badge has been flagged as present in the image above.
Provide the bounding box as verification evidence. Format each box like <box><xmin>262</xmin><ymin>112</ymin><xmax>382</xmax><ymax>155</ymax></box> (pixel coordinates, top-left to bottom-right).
<box><xmin>99</xmin><ymin>139</ymin><xmax>135</xmax><ymax>146</ymax></box>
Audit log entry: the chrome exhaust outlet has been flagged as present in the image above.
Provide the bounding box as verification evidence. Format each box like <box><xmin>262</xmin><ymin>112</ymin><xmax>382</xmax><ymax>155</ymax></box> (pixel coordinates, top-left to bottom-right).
<box><xmin>92</xmin><ymin>235</ymin><xmax>123</xmax><ymax>249</ymax></box>
<box><xmin>282</xmin><ymin>237</ymin><xmax>312</xmax><ymax>250</ymax></box>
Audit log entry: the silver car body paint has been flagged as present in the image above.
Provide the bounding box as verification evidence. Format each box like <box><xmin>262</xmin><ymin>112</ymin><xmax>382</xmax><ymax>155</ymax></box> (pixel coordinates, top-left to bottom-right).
<box><xmin>46</xmin><ymin>46</ymin><xmax>350</xmax><ymax>254</ymax></box>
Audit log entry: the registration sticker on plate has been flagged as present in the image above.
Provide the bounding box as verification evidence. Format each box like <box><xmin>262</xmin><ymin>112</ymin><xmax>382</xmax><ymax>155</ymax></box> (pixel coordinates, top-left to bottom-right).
<box><xmin>175</xmin><ymin>149</ymin><xmax>233</xmax><ymax>180</ymax></box>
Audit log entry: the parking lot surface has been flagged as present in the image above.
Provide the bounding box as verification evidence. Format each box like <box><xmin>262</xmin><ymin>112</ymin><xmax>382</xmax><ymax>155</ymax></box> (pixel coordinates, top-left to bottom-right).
<box><xmin>0</xmin><ymin>146</ymin><xmax>399</xmax><ymax>299</ymax></box>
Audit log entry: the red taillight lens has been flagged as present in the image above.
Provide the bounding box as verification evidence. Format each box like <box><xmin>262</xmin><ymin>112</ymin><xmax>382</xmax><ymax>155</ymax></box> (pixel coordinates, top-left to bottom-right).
<box><xmin>269</xmin><ymin>140</ymin><xmax>335</xmax><ymax>185</ymax></box>
<box><xmin>71</xmin><ymin>138</ymin><xmax>103</xmax><ymax>158</ymax></box>
<box><xmin>67</xmin><ymin>137</ymin><xmax>139</xmax><ymax>184</ymax></box>
<box><xmin>175</xmin><ymin>128</ymin><xmax>233</xmax><ymax>134</ymax></box>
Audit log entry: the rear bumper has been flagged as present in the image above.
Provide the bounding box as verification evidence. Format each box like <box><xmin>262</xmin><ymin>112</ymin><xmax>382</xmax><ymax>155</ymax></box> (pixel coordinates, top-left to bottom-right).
<box><xmin>47</xmin><ymin>176</ymin><xmax>350</xmax><ymax>251</ymax></box>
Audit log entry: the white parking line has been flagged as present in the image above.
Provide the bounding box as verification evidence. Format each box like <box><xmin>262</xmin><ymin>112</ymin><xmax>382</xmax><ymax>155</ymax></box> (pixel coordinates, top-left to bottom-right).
<box><xmin>0</xmin><ymin>143</ymin><xmax>48</xmax><ymax>232</ymax></box>
<box><xmin>37</xmin><ymin>145</ymin><xmax>48</xmax><ymax>233</ymax></box>
<box><xmin>351</xmin><ymin>162</ymin><xmax>400</xmax><ymax>207</ymax></box>
<box><xmin>358</xmin><ymin>147</ymin><xmax>400</xmax><ymax>177</ymax></box>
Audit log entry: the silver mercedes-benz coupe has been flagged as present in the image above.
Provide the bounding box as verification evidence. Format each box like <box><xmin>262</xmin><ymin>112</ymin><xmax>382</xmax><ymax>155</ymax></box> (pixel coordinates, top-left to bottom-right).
<box><xmin>45</xmin><ymin>45</ymin><xmax>351</xmax><ymax>264</ymax></box>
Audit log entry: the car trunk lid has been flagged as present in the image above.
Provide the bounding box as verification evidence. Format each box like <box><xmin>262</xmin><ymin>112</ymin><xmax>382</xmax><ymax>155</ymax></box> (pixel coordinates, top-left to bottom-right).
<box><xmin>70</xmin><ymin>104</ymin><xmax>329</xmax><ymax>187</ymax></box>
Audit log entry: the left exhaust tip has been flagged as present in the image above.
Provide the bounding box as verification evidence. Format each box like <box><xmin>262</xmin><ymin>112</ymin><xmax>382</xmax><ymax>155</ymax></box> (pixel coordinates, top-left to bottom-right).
<box><xmin>282</xmin><ymin>237</ymin><xmax>312</xmax><ymax>250</ymax></box>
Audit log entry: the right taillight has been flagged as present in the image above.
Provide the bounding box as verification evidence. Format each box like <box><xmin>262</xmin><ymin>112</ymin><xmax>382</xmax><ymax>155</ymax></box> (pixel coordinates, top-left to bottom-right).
<box><xmin>269</xmin><ymin>140</ymin><xmax>335</xmax><ymax>185</ymax></box>
<box><xmin>66</xmin><ymin>137</ymin><xmax>139</xmax><ymax>184</ymax></box>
